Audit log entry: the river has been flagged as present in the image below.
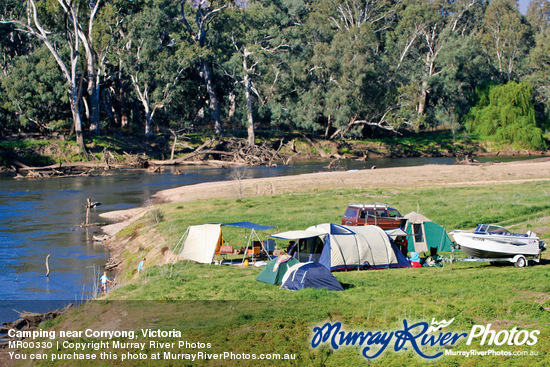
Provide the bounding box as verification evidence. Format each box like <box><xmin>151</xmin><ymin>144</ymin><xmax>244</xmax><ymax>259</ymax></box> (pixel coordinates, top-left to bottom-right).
<box><xmin>0</xmin><ymin>156</ymin><xmax>533</xmax><ymax>322</ymax></box>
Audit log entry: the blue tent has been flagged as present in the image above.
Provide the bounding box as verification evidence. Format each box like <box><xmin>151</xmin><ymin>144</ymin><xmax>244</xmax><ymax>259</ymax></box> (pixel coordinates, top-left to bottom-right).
<box><xmin>280</xmin><ymin>262</ymin><xmax>344</xmax><ymax>291</ymax></box>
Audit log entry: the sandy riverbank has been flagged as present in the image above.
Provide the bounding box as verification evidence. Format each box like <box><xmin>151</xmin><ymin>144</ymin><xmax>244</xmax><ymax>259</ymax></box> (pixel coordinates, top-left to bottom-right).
<box><xmin>99</xmin><ymin>158</ymin><xmax>550</xmax><ymax>235</ymax></box>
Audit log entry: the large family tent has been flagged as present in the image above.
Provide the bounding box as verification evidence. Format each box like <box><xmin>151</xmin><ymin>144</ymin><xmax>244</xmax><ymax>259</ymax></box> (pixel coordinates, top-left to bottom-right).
<box><xmin>170</xmin><ymin>221</ymin><xmax>276</xmax><ymax>264</ymax></box>
<box><xmin>281</xmin><ymin>262</ymin><xmax>344</xmax><ymax>291</ymax></box>
<box><xmin>256</xmin><ymin>256</ymin><xmax>300</xmax><ymax>285</ymax></box>
<box><xmin>404</xmin><ymin>212</ymin><xmax>453</xmax><ymax>253</ymax></box>
<box><xmin>307</xmin><ymin>223</ymin><xmax>410</xmax><ymax>270</ymax></box>
<box><xmin>271</xmin><ymin>224</ymin><xmax>410</xmax><ymax>271</ymax></box>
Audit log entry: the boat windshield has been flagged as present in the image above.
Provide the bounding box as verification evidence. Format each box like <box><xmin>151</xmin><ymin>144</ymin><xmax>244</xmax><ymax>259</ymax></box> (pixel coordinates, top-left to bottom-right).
<box><xmin>474</xmin><ymin>224</ymin><xmax>510</xmax><ymax>235</ymax></box>
<box><xmin>486</xmin><ymin>225</ymin><xmax>510</xmax><ymax>235</ymax></box>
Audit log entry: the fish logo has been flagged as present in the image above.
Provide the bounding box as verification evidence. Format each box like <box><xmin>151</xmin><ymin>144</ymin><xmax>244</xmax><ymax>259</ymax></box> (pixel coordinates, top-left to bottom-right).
<box><xmin>426</xmin><ymin>318</ymin><xmax>455</xmax><ymax>333</ymax></box>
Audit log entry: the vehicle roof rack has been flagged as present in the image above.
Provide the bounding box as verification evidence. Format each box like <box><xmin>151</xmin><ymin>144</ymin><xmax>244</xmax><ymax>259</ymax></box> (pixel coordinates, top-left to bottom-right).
<box><xmin>348</xmin><ymin>203</ymin><xmax>391</xmax><ymax>209</ymax></box>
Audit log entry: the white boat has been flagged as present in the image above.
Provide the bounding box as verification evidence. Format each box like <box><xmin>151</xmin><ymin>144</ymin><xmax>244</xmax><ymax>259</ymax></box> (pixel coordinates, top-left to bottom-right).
<box><xmin>450</xmin><ymin>224</ymin><xmax>546</xmax><ymax>259</ymax></box>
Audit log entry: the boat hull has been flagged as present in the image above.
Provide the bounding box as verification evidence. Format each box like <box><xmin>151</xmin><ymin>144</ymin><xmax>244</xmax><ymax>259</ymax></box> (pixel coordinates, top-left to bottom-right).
<box><xmin>451</xmin><ymin>232</ymin><xmax>541</xmax><ymax>258</ymax></box>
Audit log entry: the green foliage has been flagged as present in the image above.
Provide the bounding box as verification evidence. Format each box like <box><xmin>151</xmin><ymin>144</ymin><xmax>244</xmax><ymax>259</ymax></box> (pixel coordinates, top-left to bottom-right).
<box><xmin>466</xmin><ymin>81</ymin><xmax>546</xmax><ymax>149</ymax></box>
<box><xmin>0</xmin><ymin>0</ymin><xmax>549</xmax><ymax>148</ymax></box>
<box><xmin>0</xmin><ymin>45</ymin><xmax>69</xmax><ymax>131</ymax></box>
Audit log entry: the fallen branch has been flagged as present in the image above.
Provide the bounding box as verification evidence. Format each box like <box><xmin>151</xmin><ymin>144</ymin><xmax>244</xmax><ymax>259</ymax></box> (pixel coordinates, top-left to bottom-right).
<box><xmin>45</xmin><ymin>254</ymin><xmax>51</xmax><ymax>277</ymax></box>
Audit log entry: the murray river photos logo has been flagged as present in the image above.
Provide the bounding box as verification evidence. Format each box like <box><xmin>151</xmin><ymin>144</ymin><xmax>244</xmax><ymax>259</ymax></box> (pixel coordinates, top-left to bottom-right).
<box><xmin>310</xmin><ymin>318</ymin><xmax>540</xmax><ymax>359</ymax></box>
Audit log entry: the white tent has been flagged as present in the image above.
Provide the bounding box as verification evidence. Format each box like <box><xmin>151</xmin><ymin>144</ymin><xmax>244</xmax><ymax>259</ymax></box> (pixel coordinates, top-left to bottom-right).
<box><xmin>176</xmin><ymin>224</ymin><xmax>223</xmax><ymax>264</ymax></box>
<box><xmin>271</xmin><ymin>224</ymin><xmax>410</xmax><ymax>271</ymax></box>
<box><xmin>306</xmin><ymin>224</ymin><xmax>409</xmax><ymax>270</ymax></box>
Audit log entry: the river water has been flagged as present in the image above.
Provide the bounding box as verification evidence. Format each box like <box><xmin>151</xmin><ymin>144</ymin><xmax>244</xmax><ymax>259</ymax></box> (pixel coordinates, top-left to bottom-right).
<box><xmin>0</xmin><ymin>156</ymin><xmax>533</xmax><ymax>322</ymax></box>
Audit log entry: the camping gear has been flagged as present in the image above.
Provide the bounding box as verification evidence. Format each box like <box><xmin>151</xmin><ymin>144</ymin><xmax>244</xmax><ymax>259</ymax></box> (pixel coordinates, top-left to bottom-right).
<box><xmin>256</xmin><ymin>256</ymin><xmax>299</xmax><ymax>285</ymax></box>
<box><xmin>404</xmin><ymin>212</ymin><xmax>453</xmax><ymax>253</ymax></box>
<box><xmin>169</xmin><ymin>221</ymin><xmax>276</xmax><ymax>265</ymax></box>
<box><xmin>280</xmin><ymin>262</ymin><xmax>344</xmax><ymax>291</ymax></box>
<box><xmin>271</xmin><ymin>224</ymin><xmax>410</xmax><ymax>271</ymax></box>
<box><xmin>450</xmin><ymin>224</ymin><xmax>546</xmax><ymax>267</ymax></box>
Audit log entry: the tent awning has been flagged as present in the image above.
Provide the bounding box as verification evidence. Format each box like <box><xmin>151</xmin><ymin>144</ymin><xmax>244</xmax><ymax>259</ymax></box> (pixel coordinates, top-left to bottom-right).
<box><xmin>270</xmin><ymin>230</ymin><xmax>326</xmax><ymax>240</ymax></box>
<box><xmin>219</xmin><ymin>221</ymin><xmax>276</xmax><ymax>231</ymax></box>
<box><xmin>385</xmin><ymin>228</ymin><xmax>409</xmax><ymax>237</ymax></box>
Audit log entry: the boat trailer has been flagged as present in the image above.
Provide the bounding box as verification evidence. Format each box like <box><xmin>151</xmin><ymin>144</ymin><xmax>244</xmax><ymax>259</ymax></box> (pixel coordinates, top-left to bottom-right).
<box><xmin>452</xmin><ymin>253</ymin><xmax>541</xmax><ymax>268</ymax></box>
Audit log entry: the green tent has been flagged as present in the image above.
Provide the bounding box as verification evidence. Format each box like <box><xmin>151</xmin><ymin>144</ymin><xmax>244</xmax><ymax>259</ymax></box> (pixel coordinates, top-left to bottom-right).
<box><xmin>405</xmin><ymin>212</ymin><xmax>453</xmax><ymax>253</ymax></box>
<box><xmin>256</xmin><ymin>256</ymin><xmax>300</xmax><ymax>285</ymax></box>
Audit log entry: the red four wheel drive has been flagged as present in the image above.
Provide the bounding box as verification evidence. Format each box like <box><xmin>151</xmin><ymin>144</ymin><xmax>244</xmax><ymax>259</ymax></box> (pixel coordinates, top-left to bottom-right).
<box><xmin>341</xmin><ymin>203</ymin><xmax>407</xmax><ymax>230</ymax></box>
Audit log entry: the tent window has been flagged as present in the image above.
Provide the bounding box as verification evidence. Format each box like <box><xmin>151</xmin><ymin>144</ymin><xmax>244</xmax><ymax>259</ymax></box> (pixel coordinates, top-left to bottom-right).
<box><xmin>296</xmin><ymin>237</ymin><xmax>323</xmax><ymax>262</ymax></box>
<box><xmin>413</xmin><ymin>223</ymin><xmax>424</xmax><ymax>243</ymax></box>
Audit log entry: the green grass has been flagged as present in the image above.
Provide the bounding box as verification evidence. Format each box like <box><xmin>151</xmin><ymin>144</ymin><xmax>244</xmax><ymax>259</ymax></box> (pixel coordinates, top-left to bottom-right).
<box><xmin>14</xmin><ymin>181</ymin><xmax>550</xmax><ymax>366</ymax></box>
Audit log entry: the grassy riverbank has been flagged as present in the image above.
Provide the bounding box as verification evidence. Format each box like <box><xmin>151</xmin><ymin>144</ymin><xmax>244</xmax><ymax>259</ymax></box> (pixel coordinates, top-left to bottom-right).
<box><xmin>11</xmin><ymin>177</ymin><xmax>549</xmax><ymax>366</ymax></box>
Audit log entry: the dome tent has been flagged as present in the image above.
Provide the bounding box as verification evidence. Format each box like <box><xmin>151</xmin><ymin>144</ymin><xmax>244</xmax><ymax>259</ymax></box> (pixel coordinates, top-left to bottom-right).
<box><xmin>306</xmin><ymin>223</ymin><xmax>410</xmax><ymax>270</ymax></box>
<box><xmin>271</xmin><ymin>224</ymin><xmax>410</xmax><ymax>271</ymax></box>
<box><xmin>280</xmin><ymin>262</ymin><xmax>344</xmax><ymax>291</ymax></box>
<box><xmin>256</xmin><ymin>256</ymin><xmax>300</xmax><ymax>285</ymax></box>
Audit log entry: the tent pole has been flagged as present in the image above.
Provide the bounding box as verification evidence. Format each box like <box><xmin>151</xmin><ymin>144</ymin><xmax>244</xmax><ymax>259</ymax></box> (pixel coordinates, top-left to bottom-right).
<box><xmin>242</xmin><ymin>230</ymin><xmax>253</xmax><ymax>264</ymax></box>
<box><xmin>252</xmin><ymin>229</ymin><xmax>270</xmax><ymax>259</ymax></box>
<box><xmin>165</xmin><ymin>227</ymin><xmax>189</xmax><ymax>264</ymax></box>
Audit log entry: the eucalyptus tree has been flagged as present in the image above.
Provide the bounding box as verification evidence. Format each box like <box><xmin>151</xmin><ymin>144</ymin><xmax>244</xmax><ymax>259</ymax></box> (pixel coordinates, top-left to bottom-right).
<box><xmin>220</xmin><ymin>1</ymin><xmax>292</xmax><ymax>145</ymax></box>
<box><xmin>526</xmin><ymin>0</ymin><xmax>550</xmax><ymax>34</ymax></box>
<box><xmin>1</xmin><ymin>45</ymin><xmax>69</xmax><ymax>132</ymax></box>
<box><xmin>0</xmin><ymin>0</ymin><xmax>96</xmax><ymax>152</ymax></box>
<box><xmin>178</xmin><ymin>0</ymin><xmax>228</xmax><ymax>135</ymax></box>
<box><xmin>122</xmin><ymin>2</ymin><xmax>194</xmax><ymax>138</ymax></box>
<box><xmin>479</xmin><ymin>0</ymin><xmax>532</xmax><ymax>81</ymax></box>
<box><xmin>526</xmin><ymin>0</ymin><xmax>550</xmax><ymax>123</ymax></box>
<box><xmin>385</xmin><ymin>0</ymin><xmax>486</xmax><ymax>131</ymax></box>
<box><xmin>286</xmin><ymin>0</ymin><xmax>401</xmax><ymax>138</ymax></box>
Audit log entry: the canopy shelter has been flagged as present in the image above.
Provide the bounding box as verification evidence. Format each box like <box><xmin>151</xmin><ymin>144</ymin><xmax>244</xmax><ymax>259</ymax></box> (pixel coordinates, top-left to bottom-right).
<box><xmin>404</xmin><ymin>212</ymin><xmax>453</xmax><ymax>254</ymax></box>
<box><xmin>169</xmin><ymin>221</ymin><xmax>276</xmax><ymax>265</ymax></box>
<box><xmin>220</xmin><ymin>222</ymin><xmax>277</xmax><ymax>263</ymax></box>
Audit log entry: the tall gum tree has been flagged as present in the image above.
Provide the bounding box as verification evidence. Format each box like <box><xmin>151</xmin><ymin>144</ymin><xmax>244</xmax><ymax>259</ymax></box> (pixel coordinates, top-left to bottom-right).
<box><xmin>178</xmin><ymin>0</ymin><xmax>226</xmax><ymax>135</ymax></box>
<box><xmin>1</xmin><ymin>0</ymin><xmax>89</xmax><ymax>153</ymax></box>
<box><xmin>526</xmin><ymin>0</ymin><xmax>550</xmax><ymax>122</ymax></box>
<box><xmin>480</xmin><ymin>0</ymin><xmax>532</xmax><ymax>81</ymax></box>
<box><xmin>123</xmin><ymin>4</ymin><xmax>191</xmax><ymax>138</ymax></box>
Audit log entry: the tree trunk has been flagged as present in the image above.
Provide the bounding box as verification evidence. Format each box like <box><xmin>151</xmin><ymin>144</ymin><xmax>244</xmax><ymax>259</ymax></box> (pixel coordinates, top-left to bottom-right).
<box><xmin>242</xmin><ymin>48</ymin><xmax>255</xmax><ymax>146</ymax></box>
<box><xmin>70</xmin><ymin>88</ymin><xmax>86</xmax><ymax>152</ymax></box>
<box><xmin>88</xmin><ymin>79</ymin><xmax>100</xmax><ymax>135</ymax></box>
<box><xmin>200</xmin><ymin>59</ymin><xmax>222</xmax><ymax>135</ymax></box>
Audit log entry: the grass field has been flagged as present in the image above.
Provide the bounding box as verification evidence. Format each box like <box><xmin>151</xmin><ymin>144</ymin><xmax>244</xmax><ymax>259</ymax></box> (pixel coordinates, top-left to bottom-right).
<box><xmin>11</xmin><ymin>180</ymin><xmax>550</xmax><ymax>366</ymax></box>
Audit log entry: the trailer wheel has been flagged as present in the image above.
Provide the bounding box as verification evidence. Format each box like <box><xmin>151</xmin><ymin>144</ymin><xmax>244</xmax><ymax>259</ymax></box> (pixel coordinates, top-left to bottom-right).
<box><xmin>514</xmin><ymin>256</ymin><xmax>527</xmax><ymax>268</ymax></box>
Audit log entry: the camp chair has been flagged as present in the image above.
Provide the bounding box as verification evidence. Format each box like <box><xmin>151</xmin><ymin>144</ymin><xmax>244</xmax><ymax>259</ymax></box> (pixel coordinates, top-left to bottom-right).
<box><xmin>217</xmin><ymin>245</ymin><xmax>235</xmax><ymax>264</ymax></box>
<box><xmin>263</xmin><ymin>239</ymin><xmax>276</xmax><ymax>256</ymax></box>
